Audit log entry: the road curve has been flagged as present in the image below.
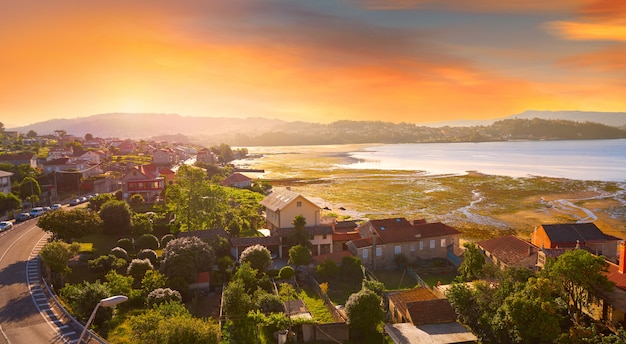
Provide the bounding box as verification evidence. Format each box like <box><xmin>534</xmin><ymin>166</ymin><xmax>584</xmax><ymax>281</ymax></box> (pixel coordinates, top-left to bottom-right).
<box><xmin>0</xmin><ymin>219</ymin><xmax>67</xmax><ymax>344</ymax></box>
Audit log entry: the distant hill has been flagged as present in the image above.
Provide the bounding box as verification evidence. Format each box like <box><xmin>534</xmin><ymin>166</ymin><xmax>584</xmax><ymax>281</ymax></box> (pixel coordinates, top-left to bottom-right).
<box><xmin>10</xmin><ymin>113</ymin><xmax>287</xmax><ymax>140</ymax></box>
<box><xmin>7</xmin><ymin>110</ymin><xmax>626</xmax><ymax>146</ymax></box>
<box><xmin>424</xmin><ymin>110</ymin><xmax>626</xmax><ymax>128</ymax></box>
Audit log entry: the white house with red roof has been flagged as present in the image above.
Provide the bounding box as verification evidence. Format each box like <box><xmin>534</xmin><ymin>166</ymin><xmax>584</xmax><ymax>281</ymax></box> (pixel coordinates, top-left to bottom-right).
<box><xmin>221</xmin><ymin>172</ymin><xmax>252</xmax><ymax>189</ymax></box>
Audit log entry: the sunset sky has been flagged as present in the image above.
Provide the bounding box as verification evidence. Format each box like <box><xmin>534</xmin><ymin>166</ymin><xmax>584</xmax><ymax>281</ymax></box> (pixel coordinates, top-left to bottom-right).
<box><xmin>2</xmin><ymin>0</ymin><xmax>625</xmax><ymax>127</ymax></box>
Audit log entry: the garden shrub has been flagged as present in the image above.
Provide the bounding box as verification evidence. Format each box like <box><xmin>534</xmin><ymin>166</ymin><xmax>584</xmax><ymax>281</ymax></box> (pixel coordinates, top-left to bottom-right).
<box><xmin>278</xmin><ymin>266</ymin><xmax>295</xmax><ymax>280</ymax></box>
<box><xmin>146</xmin><ymin>287</ymin><xmax>182</xmax><ymax>307</ymax></box>
<box><xmin>116</xmin><ymin>238</ymin><xmax>134</xmax><ymax>253</ymax></box>
<box><xmin>137</xmin><ymin>249</ymin><xmax>158</xmax><ymax>265</ymax></box>
<box><xmin>160</xmin><ymin>234</ymin><xmax>175</xmax><ymax>248</ymax></box>
<box><xmin>127</xmin><ymin>258</ymin><xmax>154</xmax><ymax>281</ymax></box>
<box><xmin>110</xmin><ymin>247</ymin><xmax>130</xmax><ymax>262</ymax></box>
<box><xmin>137</xmin><ymin>234</ymin><xmax>159</xmax><ymax>250</ymax></box>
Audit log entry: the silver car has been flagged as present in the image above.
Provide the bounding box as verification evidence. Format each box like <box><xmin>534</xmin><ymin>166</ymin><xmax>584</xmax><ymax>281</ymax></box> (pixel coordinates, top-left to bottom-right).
<box><xmin>0</xmin><ymin>221</ymin><xmax>13</xmax><ymax>231</ymax></box>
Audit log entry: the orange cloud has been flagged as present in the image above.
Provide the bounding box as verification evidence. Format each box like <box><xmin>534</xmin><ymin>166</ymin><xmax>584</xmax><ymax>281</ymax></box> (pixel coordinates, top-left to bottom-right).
<box><xmin>546</xmin><ymin>20</ymin><xmax>626</xmax><ymax>41</ymax></box>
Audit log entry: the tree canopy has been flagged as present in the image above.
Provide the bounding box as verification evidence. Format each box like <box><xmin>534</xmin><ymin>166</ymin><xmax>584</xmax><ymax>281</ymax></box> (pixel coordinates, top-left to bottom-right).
<box><xmin>38</xmin><ymin>208</ymin><xmax>103</xmax><ymax>240</ymax></box>
<box><xmin>100</xmin><ymin>200</ymin><xmax>132</xmax><ymax>235</ymax></box>
<box><xmin>239</xmin><ymin>244</ymin><xmax>271</xmax><ymax>273</ymax></box>
<box><xmin>160</xmin><ymin>237</ymin><xmax>215</xmax><ymax>285</ymax></box>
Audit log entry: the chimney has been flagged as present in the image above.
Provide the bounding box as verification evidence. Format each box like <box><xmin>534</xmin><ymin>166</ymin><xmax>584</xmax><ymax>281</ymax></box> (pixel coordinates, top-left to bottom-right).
<box><xmin>618</xmin><ymin>241</ymin><xmax>626</xmax><ymax>274</ymax></box>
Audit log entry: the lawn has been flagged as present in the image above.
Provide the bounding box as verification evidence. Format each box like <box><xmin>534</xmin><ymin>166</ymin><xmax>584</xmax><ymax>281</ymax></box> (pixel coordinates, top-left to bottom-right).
<box><xmin>420</xmin><ymin>271</ymin><xmax>458</xmax><ymax>287</ymax></box>
<box><xmin>372</xmin><ymin>269</ymin><xmax>418</xmax><ymax>291</ymax></box>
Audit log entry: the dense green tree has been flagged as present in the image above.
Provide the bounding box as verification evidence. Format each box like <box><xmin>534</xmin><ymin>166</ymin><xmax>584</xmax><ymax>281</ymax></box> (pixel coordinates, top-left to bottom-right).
<box><xmin>255</xmin><ymin>291</ymin><xmax>284</xmax><ymax>314</ymax></box>
<box><xmin>239</xmin><ymin>244</ymin><xmax>271</xmax><ymax>273</ymax></box>
<box><xmin>37</xmin><ymin>208</ymin><xmax>103</xmax><ymax>240</ymax></box>
<box><xmin>147</xmin><ymin>288</ymin><xmax>182</xmax><ymax>307</ymax></box>
<box><xmin>160</xmin><ymin>237</ymin><xmax>214</xmax><ymax>285</ymax></box>
<box><xmin>84</xmin><ymin>133</ymin><xmax>94</xmax><ymax>141</ymax></box>
<box><xmin>362</xmin><ymin>279</ymin><xmax>386</xmax><ymax>298</ymax></box>
<box><xmin>19</xmin><ymin>176</ymin><xmax>40</xmax><ymax>201</ymax></box>
<box><xmin>278</xmin><ymin>266</ymin><xmax>295</xmax><ymax>280</ymax></box>
<box><xmin>40</xmin><ymin>240</ymin><xmax>80</xmax><ymax>276</ymax></box>
<box><xmin>315</xmin><ymin>258</ymin><xmax>339</xmax><ymax>279</ymax></box>
<box><xmin>110</xmin><ymin>247</ymin><xmax>130</xmax><ymax>261</ymax></box>
<box><xmin>129</xmin><ymin>193</ymin><xmax>145</xmax><ymax>208</ymax></box>
<box><xmin>100</xmin><ymin>200</ymin><xmax>132</xmax><ymax>235</ymax></box>
<box><xmin>89</xmin><ymin>193</ymin><xmax>114</xmax><ymax>211</ymax></box>
<box><xmin>165</xmin><ymin>165</ymin><xmax>227</xmax><ymax>231</ymax></box>
<box><xmin>223</xmin><ymin>279</ymin><xmax>253</xmax><ymax>319</ymax></box>
<box><xmin>288</xmin><ymin>244</ymin><xmax>311</xmax><ymax>269</ymax></box>
<box><xmin>457</xmin><ymin>242</ymin><xmax>485</xmax><ymax>281</ymax></box>
<box><xmin>544</xmin><ymin>249</ymin><xmax>614</xmax><ymax>322</ymax></box>
<box><xmin>345</xmin><ymin>289</ymin><xmax>384</xmax><ymax>340</ymax></box>
<box><xmin>0</xmin><ymin>192</ymin><xmax>21</xmax><ymax>214</ymax></box>
<box><xmin>131</xmin><ymin>213</ymin><xmax>153</xmax><ymax>236</ymax></box>
<box><xmin>286</xmin><ymin>215</ymin><xmax>311</xmax><ymax>248</ymax></box>
<box><xmin>26</xmin><ymin>130</ymin><xmax>37</xmax><ymax>138</ymax></box>
<box><xmin>232</xmin><ymin>262</ymin><xmax>260</xmax><ymax>294</ymax></box>
<box><xmin>340</xmin><ymin>255</ymin><xmax>363</xmax><ymax>282</ymax></box>
<box><xmin>141</xmin><ymin>270</ymin><xmax>168</xmax><ymax>294</ymax></box>
<box><xmin>59</xmin><ymin>281</ymin><xmax>112</xmax><ymax>326</ymax></box>
<box><xmin>88</xmin><ymin>254</ymin><xmax>127</xmax><ymax>278</ymax></box>
<box><xmin>137</xmin><ymin>249</ymin><xmax>158</xmax><ymax>265</ymax></box>
<box><xmin>104</xmin><ymin>270</ymin><xmax>134</xmax><ymax>300</ymax></box>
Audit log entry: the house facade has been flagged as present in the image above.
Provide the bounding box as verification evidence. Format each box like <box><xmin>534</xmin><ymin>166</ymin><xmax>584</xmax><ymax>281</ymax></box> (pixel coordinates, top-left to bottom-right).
<box><xmin>152</xmin><ymin>149</ymin><xmax>175</xmax><ymax>165</ymax></box>
<box><xmin>347</xmin><ymin>218</ymin><xmax>461</xmax><ymax>269</ymax></box>
<box><xmin>260</xmin><ymin>188</ymin><xmax>322</xmax><ymax>230</ymax></box>
<box><xmin>120</xmin><ymin>166</ymin><xmax>165</xmax><ymax>203</ymax></box>
<box><xmin>0</xmin><ymin>170</ymin><xmax>13</xmax><ymax>194</ymax></box>
<box><xmin>531</xmin><ymin>223</ymin><xmax>621</xmax><ymax>262</ymax></box>
<box><xmin>0</xmin><ymin>152</ymin><xmax>37</xmax><ymax>169</ymax></box>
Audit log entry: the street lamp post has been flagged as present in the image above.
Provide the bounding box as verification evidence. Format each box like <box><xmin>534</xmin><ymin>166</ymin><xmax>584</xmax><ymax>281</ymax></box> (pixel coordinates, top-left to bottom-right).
<box><xmin>78</xmin><ymin>295</ymin><xmax>128</xmax><ymax>344</ymax></box>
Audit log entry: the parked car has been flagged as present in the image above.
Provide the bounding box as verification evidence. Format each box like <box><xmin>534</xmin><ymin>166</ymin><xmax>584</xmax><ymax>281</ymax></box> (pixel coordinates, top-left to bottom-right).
<box><xmin>69</xmin><ymin>199</ymin><xmax>80</xmax><ymax>206</ymax></box>
<box><xmin>29</xmin><ymin>207</ymin><xmax>45</xmax><ymax>217</ymax></box>
<box><xmin>0</xmin><ymin>221</ymin><xmax>13</xmax><ymax>231</ymax></box>
<box><xmin>16</xmin><ymin>213</ymin><xmax>31</xmax><ymax>222</ymax></box>
<box><xmin>43</xmin><ymin>206</ymin><xmax>51</xmax><ymax>212</ymax></box>
<box><xmin>79</xmin><ymin>196</ymin><xmax>88</xmax><ymax>203</ymax></box>
<box><xmin>51</xmin><ymin>203</ymin><xmax>62</xmax><ymax>211</ymax></box>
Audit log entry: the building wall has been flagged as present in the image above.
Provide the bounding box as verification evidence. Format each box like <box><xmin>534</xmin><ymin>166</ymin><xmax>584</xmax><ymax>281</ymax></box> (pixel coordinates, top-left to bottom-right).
<box><xmin>311</xmin><ymin>233</ymin><xmax>333</xmax><ymax>256</ymax></box>
<box><xmin>0</xmin><ymin>175</ymin><xmax>11</xmax><ymax>194</ymax></box>
<box><xmin>531</xmin><ymin>227</ymin><xmax>553</xmax><ymax>248</ymax></box>
<box><xmin>280</xmin><ymin>196</ymin><xmax>321</xmax><ymax>228</ymax></box>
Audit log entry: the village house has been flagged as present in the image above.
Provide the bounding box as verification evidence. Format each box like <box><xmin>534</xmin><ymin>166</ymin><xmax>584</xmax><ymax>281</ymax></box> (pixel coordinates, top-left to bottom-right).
<box><xmin>42</xmin><ymin>158</ymin><xmax>100</xmax><ymax>178</ymax></box>
<box><xmin>120</xmin><ymin>165</ymin><xmax>166</xmax><ymax>203</ymax></box>
<box><xmin>196</xmin><ymin>148</ymin><xmax>218</xmax><ymax>164</ymax></box>
<box><xmin>385</xmin><ymin>287</ymin><xmax>477</xmax><ymax>343</ymax></box>
<box><xmin>531</xmin><ymin>223</ymin><xmax>622</xmax><ymax>263</ymax></box>
<box><xmin>152</xmin><ymin>148</ymin><xmax>176</xmax><ymax>165</ymax></box>
<box><xmin>0</xmin><ymin>170</ymin><xmax>12</xmax><ymax>194</ymax></box>
<box><xmin>260</xmin><ymin>188</ymin><xmax>322</xmax><ymax>230</ymax></box>
<box><xmin>477</xmin><ymin>235</ymin><xmax>539</xmax><ymax>270</ymax></box>
<box><xmin>47</xmin><ymin>146</ymin><xmax>74</xmax><ymax>160</ymax></box>
<box><xmin>347</xmin><ymin>218</ymin><xmax>461</xmax><ymax>270</ymax></box>
<box><xmin>0</xmin><ymin>152</ymin><xmax>38</xmax><ymax>169</ymax></box>
<box><xmin>220</xmin><ymin>172</ymin><xmax>253</xmax><ymax>189</ymax></box>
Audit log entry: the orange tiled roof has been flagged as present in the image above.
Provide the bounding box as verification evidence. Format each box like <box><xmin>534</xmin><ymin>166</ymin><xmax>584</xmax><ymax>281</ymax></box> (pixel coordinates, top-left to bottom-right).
<box><xmin>478</xmin><ymin>235</ymin><xmax>538</xmax><ymax>266</ymax></box>
<box><xmin>407</xmin><ymin>299</ymin><xmax>457</xmax><ymax>325</ymax></box>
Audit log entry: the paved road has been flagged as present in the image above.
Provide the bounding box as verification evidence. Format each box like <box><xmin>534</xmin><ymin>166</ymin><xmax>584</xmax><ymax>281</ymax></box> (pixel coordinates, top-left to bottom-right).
<box><xmin>0</xmin><ymin>218</ymin><xmax>80</xmax><ymax>344</ymax></box>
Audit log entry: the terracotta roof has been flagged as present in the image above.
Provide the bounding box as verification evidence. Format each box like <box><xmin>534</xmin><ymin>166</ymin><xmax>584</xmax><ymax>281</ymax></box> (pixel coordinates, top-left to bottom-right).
<box><xmin>139</xmin><ymin>164</ymin><xmax>175</xmax><ymax>179</ymax></box>
<box><xmin>276</xmin><ymin>226</ymin><xmax>333</xmax><ymax>237</ymax></box>
<box><xmin>221</xmin><ymin>173</ymin><xmax>252</xmax><ymax>186</ymax></box>
<box><xmin>230</xmin><ymin>236</ymin><xmax>281</xmax><ymax>247</ymax></box>
<box><xmin>407</xmin><ymin>299</ymin><xmax>457</xmax><ymax>325</ymax></box>
<box><xmin>478</xmin><ymin>235</ymin><xmax>538</xmax><ymax>267</ymax></box>
<box><xmin>350</xmin><ymin>237</ymin><xmax>373</xmax><ymax>249</ymax></box>
<box><xmin>260</xmin><ymin>189</ymin><xmax>320</xmax><ymax>212</ymax></box>
<box><xmin>540</xmin><ymin>223</ymin><xmax>613</xmax><ymax>244</ymax></box>
<box><xmin>360</xmin><ymin>219</ymin><xmax>460</xmax><ymax>244</ymax></box>
<box><xmin>0</xmin><ymin>153</ymin><xmax>35</xmax><ymax>161</ymax></box>
<box><xmin>606</xmin><ymin>263</ymin><xmax>626</xmax><ymax>291</ymax></box>
<box><xmin>388</xmin><ymin>287</ymin><xmax>439</xmax><ymax>320</ymax></box>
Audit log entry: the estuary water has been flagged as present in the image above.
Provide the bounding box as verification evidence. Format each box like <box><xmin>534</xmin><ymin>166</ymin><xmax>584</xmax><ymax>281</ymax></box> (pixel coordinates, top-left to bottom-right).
<box><xmin>340</xmin><ymin>139</ymin><xmax>626</xmax><ymax>182</ymax></box>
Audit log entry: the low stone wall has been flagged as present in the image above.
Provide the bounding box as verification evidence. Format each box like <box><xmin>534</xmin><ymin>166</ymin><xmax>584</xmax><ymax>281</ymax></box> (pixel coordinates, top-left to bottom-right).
<box><xmin>315</xmin><ymin>323</ymin><xmax>350</xmax><ymax>343</ymax></box>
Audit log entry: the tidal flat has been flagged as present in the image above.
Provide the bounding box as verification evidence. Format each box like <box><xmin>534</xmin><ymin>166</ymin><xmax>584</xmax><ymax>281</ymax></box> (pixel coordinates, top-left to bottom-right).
<box><xmin>237</xmin><ymin>144</ymin><xmax>626</xmax><ymax>241</ymax></box>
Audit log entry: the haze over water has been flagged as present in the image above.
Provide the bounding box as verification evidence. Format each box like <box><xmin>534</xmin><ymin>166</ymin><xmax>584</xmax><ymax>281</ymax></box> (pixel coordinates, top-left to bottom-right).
<box><xmin>341</xmin><ymin>139</ymin><xmax>626</xmax><ymax>182</ymax></box>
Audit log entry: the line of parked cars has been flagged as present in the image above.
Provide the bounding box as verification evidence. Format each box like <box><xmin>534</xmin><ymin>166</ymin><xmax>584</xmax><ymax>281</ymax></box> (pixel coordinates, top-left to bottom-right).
<box><xmin>69</xmin><ymin>194</ymin><xmax>98</xmax><ymax>207</ymax></box>
<box><xmin>14</xmin><ymin>202</ymin><xmax>64</xmax><ymax>223</ymax></box>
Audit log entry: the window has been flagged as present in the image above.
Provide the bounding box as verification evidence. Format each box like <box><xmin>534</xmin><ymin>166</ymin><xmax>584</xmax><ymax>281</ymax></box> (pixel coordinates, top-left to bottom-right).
<box><xmin>362</xmin><ymin>249</ymin><xmax>368</xmax><ymax>259</ymax></box>
<box><xmin>296</xmin><ymin>201</ymin><xmax>302</xmax><ymax>207</ymax></box>
<box><xmin>395</xmin><ymin>246</ymin><xmax>401</xmax><ymax>254</ymax></box>
<box><xmin>376</xmin><ymin>247</ymin><xmax>382</xmax><ymax>256</ymax></box>
<box><xmin>410</xmin><ymin>244</ymin><xmax>415</xmax><ymax>252</ymax></box>
<box><xmin>419</xmin><ymin>241</ymin><xmax>424</xmax><ymax>250</ymax></box>
<box><xmin>441</xmin><ymin>238</ymin><xmax>446</xmax><ymax>247</ymax></box>
<box><xmin>322</xmin><ymin>234</ymin><xmax>327</xmax><ymax>240</ymax></box>
<box><xmin>430</xmin><ymin>240</ymin><xmax>435</xmax><ymax>249</ymax></box>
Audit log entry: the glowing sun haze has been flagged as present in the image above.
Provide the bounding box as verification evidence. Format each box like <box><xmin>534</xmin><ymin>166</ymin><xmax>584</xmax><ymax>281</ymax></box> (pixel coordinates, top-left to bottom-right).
<box><xmin>1</xmin><ymin>0</ymin><xmax>625</xmax><ymax>127</ymax></box>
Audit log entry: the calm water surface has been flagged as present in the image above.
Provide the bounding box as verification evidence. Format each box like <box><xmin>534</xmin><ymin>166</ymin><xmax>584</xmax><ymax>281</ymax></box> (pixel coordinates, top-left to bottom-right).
<box><xmin>341</xmin><ymin>139</ymin><xmax>626</xmax><ymax>182</ymax></box>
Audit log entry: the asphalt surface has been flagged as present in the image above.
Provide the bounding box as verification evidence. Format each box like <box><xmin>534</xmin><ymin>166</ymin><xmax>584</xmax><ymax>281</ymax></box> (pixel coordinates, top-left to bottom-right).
<box><xmin>0</xmin><ymin>218</ymin><xmax>83</xmax><ymax>344</ymax></box>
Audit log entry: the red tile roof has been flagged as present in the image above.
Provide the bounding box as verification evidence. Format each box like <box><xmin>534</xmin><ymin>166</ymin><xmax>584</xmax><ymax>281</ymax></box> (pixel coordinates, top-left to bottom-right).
<box><xmin>407</xmin><ymin>299</ymin><xmax>457</xmax><ymax>325</ymax></box>
<box><xmin>360</xmin><ymin>218</ymin><xmax>460</xmax><ymax>244</ymax></box>
<box><xmin>351</xmin><ymin>237</ymin><xmax>373</xmax><ymax>249</ymax></box>
<box><xmin>477</xmin><ymin>235</ymin><xmax>538</xmax><ymax>267</ymax></box>
<box><xmin>606</xmin><ymin>263</ymin><xmax>626</xmax><ymax>291</ymax></box>
<box><xmin>221</xmin><ymin>172</ymin><xmax>252</xmax><ymax>186</ymax></box>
